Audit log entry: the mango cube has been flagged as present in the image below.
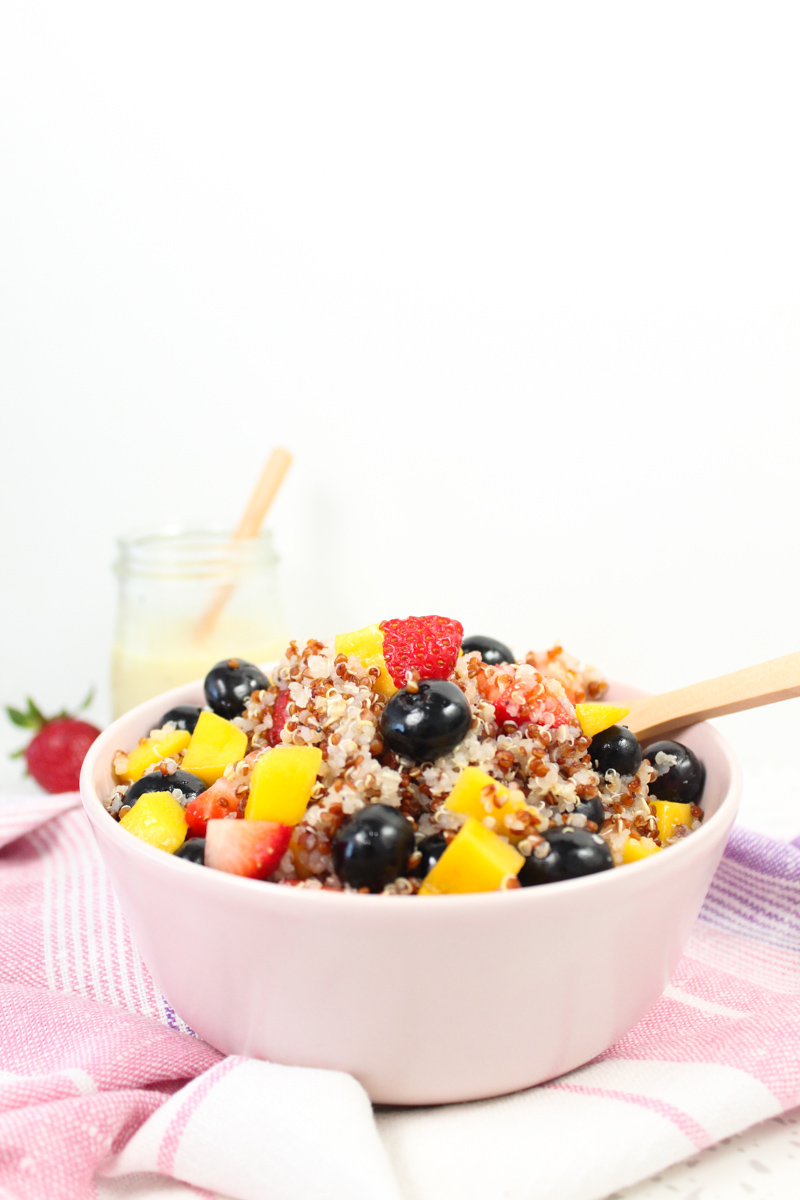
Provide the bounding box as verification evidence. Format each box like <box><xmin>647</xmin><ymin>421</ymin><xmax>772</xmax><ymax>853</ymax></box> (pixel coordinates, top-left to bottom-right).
<box><xmin>118</xmin><ymin>729</ymin><xmax>191</xmax><ymax>783</ymax></box>
<box><xmin>181</xmin><ymin>711</ymin><xmax>248</xmax><ymax>785</ymax></box>
<box><xmin>120</xmin><ymin>792</ymin><xmax>188</xmax><ymax>853</ymax></box>
<box><xmin>622</xmin><ymin>835</ymin><xmax>661</xmax><ymax>864</ymax></box>
<box><xmin>334</xmin><ymin>624</ymin><xmax>396</xmax><ymax>698</ymax></box>
<box><xmin>650</xmin><ymin>800</ymin><xmax>694</xmax><ymax>843</ymax></box>
<box><xmin>445</xmin><ymin>767</ymin><xmax>532</xmax><ymax>840</ymax></box>
<box><xmin>245</xmin><ymin>745</ymin><xmax>323</xmax><ymax>825</ymax></box>
<box><xmin>419</xmin><ymin>817</ymin><xmax>524</xmax><ymax>894</ymax></box>
<box><xmin>575</xmin><ymin>703</ymin><xmax>631</xmax><ymax>739</ymax></box>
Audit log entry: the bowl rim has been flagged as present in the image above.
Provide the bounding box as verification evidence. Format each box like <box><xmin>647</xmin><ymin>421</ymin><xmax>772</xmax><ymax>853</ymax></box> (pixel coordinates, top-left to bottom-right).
<box><xmin>80</xmin><ymin>672</ymin><xmax>742</xmax><ymax>914</ymax></box>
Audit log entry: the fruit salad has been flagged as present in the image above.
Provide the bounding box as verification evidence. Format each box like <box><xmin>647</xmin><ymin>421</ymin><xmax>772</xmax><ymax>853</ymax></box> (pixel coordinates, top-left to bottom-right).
<box><xmin>105</xmin><ymin>618</ymin><xmax>706</xmax><ymax>894</ymax></box>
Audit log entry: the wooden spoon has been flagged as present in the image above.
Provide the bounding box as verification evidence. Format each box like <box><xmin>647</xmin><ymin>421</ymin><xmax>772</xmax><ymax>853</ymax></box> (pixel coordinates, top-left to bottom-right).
<box><xmin>624</xmin><ymin>651</ymin><xmax>800</xmax><ymax>741</ymax></box>
<box><xmin>194</xmin><ymin>447</ymin><xmax>292</xmax><ymax>643</ymax></box>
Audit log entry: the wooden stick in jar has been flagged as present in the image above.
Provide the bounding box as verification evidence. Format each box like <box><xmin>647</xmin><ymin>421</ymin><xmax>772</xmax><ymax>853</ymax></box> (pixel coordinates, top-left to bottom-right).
<box><xmin>624</xmin><ymin>650</ymin><xmax>800</xmax><ymax>740</ymax></box>
<box><xmin>194</xmin><ymin>447</ymin><xmax>292</xmax><ymax>644</ymax></box>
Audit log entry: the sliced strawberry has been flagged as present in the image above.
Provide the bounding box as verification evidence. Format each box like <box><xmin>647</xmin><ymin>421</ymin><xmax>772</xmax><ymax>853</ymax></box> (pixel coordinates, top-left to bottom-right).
<box><xmin>268</xmin><ymin>689</ymin><xmax>291</xmax><ymax>747</ymax></box>
<box><xmin>205</xmin><ymin>818</ymin><xmax>292</xmax><ymax>880</ymax></box>
<box><xmin>477</xmin><ymin>664</ymin><xmax>575</xmax><ymax>730</ymax></box>
<box><xmin>379</xmin><ymin>615</ymin><xmax>463</xmax><ymax>687</ymax></box>
<box><xmin>185</xmin><ymin>776</ymin><xmax>242</xmax><ymax>837</ymax></box>
<box><xmin>493</xmin><ymin>685</ymin><xmax>574</xmax><ymax>729</ymax></box>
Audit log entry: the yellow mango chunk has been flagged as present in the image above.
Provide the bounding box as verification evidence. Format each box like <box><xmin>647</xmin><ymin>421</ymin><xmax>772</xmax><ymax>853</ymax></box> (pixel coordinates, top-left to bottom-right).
<box><xmin>120</xmin><ymin>792</ymin><xmax>187</xmax><ymax>853</ymax></box>
<box><xmin>245</xmin><ymin>745</ymin><xmax>323</xmax><ymax>825</ymax></box>
<box><xmin>445</xmin><ymin>767</ymin><xmax>532</xmax><ymax>840</ymax></box>
<box><xmin>650</xmin><ymin>800</ymin><xmax>694</xmax><ymax>843</ymax></box>
<box><xmin>576</xmin><ymin>703</ymin><xmax>631</xmax><ymax>739</ymax></box>
<box><xmin>419</xmin><ymin>817</ymin><xmax>524</xmax><ymax>895</ymax></box>
<box><xmin>181</xmin><ymin>711</ymin><xmax>248</xmax><ymax>785</ymax></box>
<box><xmin>334</xmin><ymin>624</ymin><xmax>397</xmax><ymax>698</ymax></box>
<box><xmin>118</xmin><ymin>729</ymin><xmax>191</xmax><ymax>783</ymax></box>
<box><xmin>622</xmin><ymin>835</ymin><xmax>661</xmax><ymax>864</ymax></box>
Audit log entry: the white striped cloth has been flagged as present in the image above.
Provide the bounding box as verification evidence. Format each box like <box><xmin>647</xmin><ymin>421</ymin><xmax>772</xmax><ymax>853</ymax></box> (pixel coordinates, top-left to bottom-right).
<box><xmin>0</xmin><ymin>794</ymin><xmax>798</xmax><ymax>1200</ymax></box>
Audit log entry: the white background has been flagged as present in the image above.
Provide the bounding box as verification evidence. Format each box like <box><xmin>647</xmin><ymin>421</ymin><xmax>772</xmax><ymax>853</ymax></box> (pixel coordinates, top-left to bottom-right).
<box><xmin>2</xmin><ymin>0</ymin><xmax>800</xmax><ymax>720</ymax></box>
<box><xmin>1</xmin><ymin>3</ymin><xmax>799</xmax><ymax>1193</ymax></box>
<box><xmin>2</xmin><ymin>2</ymin><xmax>799</xmax><ymax>806</ymax></box>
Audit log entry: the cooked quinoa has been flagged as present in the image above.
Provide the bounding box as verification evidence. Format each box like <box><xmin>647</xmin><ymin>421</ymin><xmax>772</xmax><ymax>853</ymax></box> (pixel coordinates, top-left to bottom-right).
<box><xmin>107</xmin><ymin>639</ymin><xmax>703</xmax><ymax>892</ymax></box>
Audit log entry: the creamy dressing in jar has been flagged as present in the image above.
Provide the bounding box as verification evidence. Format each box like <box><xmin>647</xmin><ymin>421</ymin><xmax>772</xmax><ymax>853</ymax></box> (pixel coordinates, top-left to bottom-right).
<box><xmin>111</xmin><ymin>528</ymin><xmax>287</xmax><ymax>717</ymax></box>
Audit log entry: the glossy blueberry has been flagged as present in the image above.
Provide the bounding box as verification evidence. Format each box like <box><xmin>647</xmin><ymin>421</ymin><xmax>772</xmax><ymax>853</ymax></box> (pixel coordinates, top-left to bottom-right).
<box><xmin>460</xmin><ymin>635</ymin><xmax>515</xmax><ymax>665</ymax></box>
<box><xmin>175</xmin><ymin>838</ymin><xmax>206</xmax><ymax>865</ymax></box>
<box><xmin>125</xmin><ymin>770</ymin><xmax>207</xmax><ymax>807</ymax></box>
<box><xmin>572</xmin><ymin>794</ymin><xmax>605</xmax><ymax>831</ymax></box>
<box><xmin>203</xmin><ymin>658</ymin><xmax>270</xmax><ymax>720</ymax></box>
<box><xmin>644</xmin><ymin>740</ymin><xmax>705</xmax><ymax>806</ymax></box>
<box><xmin>518</xmin><ymin>827</ymin><xmax>613</xmax><ymax>886</ymax></box>
<box><xmin>409</xmin><ymin>833</ymin><xmax>448</xmax><ymax>879</ymax></box>
<box><xmin>158</xmin><ymin>704</ymin><xmax>203</xmax><ymax>734</ymax></box>
<box><xmin>380</xmin><ymin>681</ymin><xmax>472</xmax><ymax>763</ymax></box>
<box><xmin>332</xmin><ymin>804</ymin><xmax>415</xmax><ymax>892</ymax></box>
<box><xmin>589</xmin><ymin>724</ymin><xmax>642</xmax><ymax>777</ymax></box>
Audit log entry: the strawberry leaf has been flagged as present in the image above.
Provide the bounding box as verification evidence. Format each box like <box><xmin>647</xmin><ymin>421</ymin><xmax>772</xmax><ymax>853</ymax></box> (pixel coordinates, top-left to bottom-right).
<box><xmin>5</xmin><ymin>701</ymin><xmax>42</xmax><ymax>730</ymax></box>
<box><xmin>25</xmin><ymin>698</ymin><xmax>46</xmax><ymax>725</ymax></box>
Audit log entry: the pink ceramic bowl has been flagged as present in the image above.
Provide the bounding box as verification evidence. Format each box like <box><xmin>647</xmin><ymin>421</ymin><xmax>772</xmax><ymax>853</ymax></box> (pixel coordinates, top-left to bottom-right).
<box><xmin>80</xmin><ymin>678</ymin><xmax>740</xmax><ymax>1106</ymax></box>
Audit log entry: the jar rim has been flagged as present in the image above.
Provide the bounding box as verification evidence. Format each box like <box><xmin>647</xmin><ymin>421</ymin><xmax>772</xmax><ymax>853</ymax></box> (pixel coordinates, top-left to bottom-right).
<box><xmin>114</xmin><ymin>525</ymin><xmax>279</xmax><ymax>580</ymax></box>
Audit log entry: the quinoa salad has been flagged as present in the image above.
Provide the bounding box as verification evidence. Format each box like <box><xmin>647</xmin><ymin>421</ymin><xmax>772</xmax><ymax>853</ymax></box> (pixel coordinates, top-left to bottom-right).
<box><xmin>106</xmin><ymin>617</ymin><xmax>706</xmax><ymax>894</ymax></box>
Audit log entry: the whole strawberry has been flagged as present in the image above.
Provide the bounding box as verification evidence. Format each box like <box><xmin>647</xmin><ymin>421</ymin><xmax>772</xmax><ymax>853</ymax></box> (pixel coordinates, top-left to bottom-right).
<box><xmin>7</xmin><ymin>696</ymin><xmax>101</xmax><ymax>793</ymax></box>
<box><xmin>380</xmin><ymin>615</ymin><xmax>464</xmax><ymax>688</ymax></box>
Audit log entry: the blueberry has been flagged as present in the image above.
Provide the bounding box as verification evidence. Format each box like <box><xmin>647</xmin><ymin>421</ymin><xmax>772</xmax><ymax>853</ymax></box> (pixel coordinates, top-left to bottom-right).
<box><xmin>572</xmin><ymin>794</ymin><xmax>605</xmax><ymax>831</ymax></box>
<box><xmin>518</xmin><ymin>827</ymin><xmax>613</xmax><ymax>886</ymax></box>
<box><xmin>175</xmin><ymin>838</ymin><xmax>206</xmax><ymax>865</ymax></box>
<box><xmin>332</xmin><ymin>804</ymin><xmax>415</xmax><ymax>892</ymax></box>
<box><xmin>125</xmin><ymin>770</ymin><xmax>207</xmax><ymax>807</ymax></box>
<box><xmin>589</xmin><ymin>725</ymin><xmax>642</xmax><ymax>777</ymax></box>
<box><xmin>461</xmin><ymin>635</ymin><xmax>515</xmax><ymax>665</ymax></box>
<box><xmin>204</xmin><ymin>658</ymin><xmax>270</xmax><ymax>720</ymax></box>
<box><xmin>380</xmin><ymin>681</ymin><xmax>472</xmax><ymax>763</ymax></box>
<box><xmin>644</xmin><ymin>740</ymin><xmax>705</xmax><ymax>806</ymax></box>
<box><xmin>409</xmin><ymin>832</ymin><xmax>448</xmax><ymax>879</ymax></box>
<box><xmin>158</xmin><ymin>704</ymin><xmax>203</xmax><ymax>734</ymax></box>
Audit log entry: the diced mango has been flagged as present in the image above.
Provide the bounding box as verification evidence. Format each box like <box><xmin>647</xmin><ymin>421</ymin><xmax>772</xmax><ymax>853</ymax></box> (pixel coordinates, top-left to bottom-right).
<box><xmin>120</xmin><ymin>792</ymin><xmax>188</xmax><ymax>853</ymax></box>
<box><xmin>575</xmin><ymin>703</ymin><xmax>631</xmax><ymax>739</ymax></box>
<box><xmin>650</xmin><ymin>800</ymin><xmax>694</xmax><ymax>843</ymax></box>
<box><xmin>622</xmin><ymin>835</ymin><xmax>661</xmax><ymax>864</ymax></box>
<box><xmin>445</xmin><ymin>767</ymin><xmax>534</xmax><ymax>840</ymax></box>
<box><xmin>181</xmin><ymin>711</ymin><xmax>248</xmax><ymax>785</ymax></box>
<box><xmin>334</xmin><ymin>624</ymin><xmax>397</xmax><ymax>698</ymax></box>
<box><xmin>245</xmin><ymin>745</ymin><xmax>323</xmax><ymax>825</ymax></box>
<box><xmin>419</xmin><ymin>817</ymin><xmax>524</xmax><ymax>895</ymax></box>
<box><xmin>118</xmin><ymin>729</ymin><xmax>191</xmax><ymax>783</ymax></box>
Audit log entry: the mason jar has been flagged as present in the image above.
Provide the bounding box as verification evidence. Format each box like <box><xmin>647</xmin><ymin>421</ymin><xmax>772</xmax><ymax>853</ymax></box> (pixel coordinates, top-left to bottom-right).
<box><xmin>111</xmin><ymin>527</ymin><xmax>287</xmax><ymax>718</ymax></box>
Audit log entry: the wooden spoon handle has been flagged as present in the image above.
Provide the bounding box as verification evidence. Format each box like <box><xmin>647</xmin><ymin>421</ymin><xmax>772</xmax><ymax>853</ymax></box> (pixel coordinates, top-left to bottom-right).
<box><xmin>624</xmin><ymin>651</ymin><xmax>800</xmax><ymax>741</ymax></box>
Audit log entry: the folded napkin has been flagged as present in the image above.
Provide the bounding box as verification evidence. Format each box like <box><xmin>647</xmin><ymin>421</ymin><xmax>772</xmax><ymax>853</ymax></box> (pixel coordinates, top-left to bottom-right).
<box><xmin>0</xmin><ymin>794</ymin><xmax>798</xmax><ymax>1200</ymax></box>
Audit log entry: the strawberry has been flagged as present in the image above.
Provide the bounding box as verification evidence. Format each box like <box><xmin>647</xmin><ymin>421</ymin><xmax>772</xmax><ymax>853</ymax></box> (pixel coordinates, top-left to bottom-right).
<box><xmin>379</xmin><ymin>615</ymin><xmax>463</xmax><ymax>687</ymax></box>
<box><xmin>185</xmin><ymin>776</ymin><xmax>242</xmax><ymax>837</ymax></box>
<box><xmin>268</xmin><ymin>689</ymin><xmax>291</xmax><ymax>747</ymax></box>
<box><xmin>6</xmin><ymin>696</ymin><xmax>101</xmax><ymax>793</ymax></box>
<box><xmin>205</xmin><ymin>818</ymin><xmax>292</xmax><ymax>880</ymax></box>
<box><xmin>476</xmin><ymin>665</ymin><xmax>575</xmax><ymax>731</ymax></box>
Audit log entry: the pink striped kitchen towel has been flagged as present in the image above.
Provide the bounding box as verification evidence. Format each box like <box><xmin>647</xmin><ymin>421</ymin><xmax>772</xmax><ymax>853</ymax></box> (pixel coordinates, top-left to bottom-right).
<box><xmin>0</xmin><ymin>794</ymin><xmax>798</xmax><ymax>1200</ymax></box>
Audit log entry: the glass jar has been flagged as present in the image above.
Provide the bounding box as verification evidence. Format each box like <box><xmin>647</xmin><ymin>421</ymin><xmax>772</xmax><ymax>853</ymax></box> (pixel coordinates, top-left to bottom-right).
<box><xmin>111</xmin><ymin>527</ymin><xmax>288</xmax><ymax>718</ymax></box>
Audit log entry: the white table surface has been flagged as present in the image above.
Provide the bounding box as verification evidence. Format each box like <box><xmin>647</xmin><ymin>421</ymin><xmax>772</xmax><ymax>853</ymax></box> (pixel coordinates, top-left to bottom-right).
<box><xmin>2</xmin><ymin>707</ymin><xmax>799</xmax><ymax>1199</ymax></box>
